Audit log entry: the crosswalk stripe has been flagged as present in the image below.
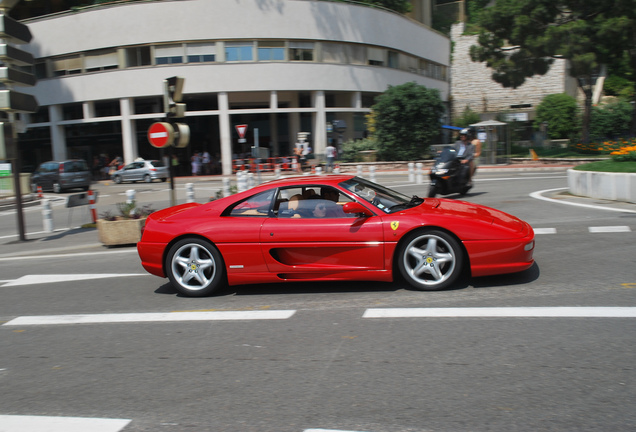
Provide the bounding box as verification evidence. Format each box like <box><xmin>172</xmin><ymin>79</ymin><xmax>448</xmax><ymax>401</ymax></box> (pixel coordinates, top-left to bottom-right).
<box><xmin>0</xmin><ymin>415</ymin><xmax>131</xmax><ymax>432</ymax></box>
<box><xmin>2</xmin><ymin>310</ymin><xmax>297</xmax><ymax>326</ymax></box>
<box><xmin>362</xmin><ymin>307</ymin><xmax>636</xmax><ymax>318</ymax></box>
<box><xmin>534</xmin><ymin>228</ymin><xmax>557</xmax><ymax>234</ymax></box>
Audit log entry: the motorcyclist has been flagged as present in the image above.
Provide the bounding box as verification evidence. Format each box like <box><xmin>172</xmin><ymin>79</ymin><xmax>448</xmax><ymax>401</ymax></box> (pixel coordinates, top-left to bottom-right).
<box><xmin>453</xmin><ymin>128</ymin><xmax>474</xmax><ymax>186</ymax></box>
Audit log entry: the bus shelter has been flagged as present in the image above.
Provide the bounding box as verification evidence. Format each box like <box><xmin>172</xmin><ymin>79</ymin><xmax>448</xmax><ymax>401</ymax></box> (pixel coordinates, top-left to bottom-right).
<box><xmin>470</xmin><ymin>120</ymin><xmax>510</xmax><ymax>165</ymax></box>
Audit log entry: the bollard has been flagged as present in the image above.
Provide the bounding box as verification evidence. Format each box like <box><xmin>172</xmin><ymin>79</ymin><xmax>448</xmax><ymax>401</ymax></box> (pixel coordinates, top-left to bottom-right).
<box><xmin>88</xmin><ymin>189</ymin><xmax>97</xmax><ymax>223</ymax></box>
<box><xmin>275</xmin><ymin>164</ymin><xmax>281</xmax><ymax>179</ymax></box>
<box><xmin>292</xmin><ymin>159</ymin><xmax>298</xmax><ymax>172</ymax></box>
<box><xmin>357</xmin><ymin>165</ymin><xmax>363</xmax><ymax>177</ymax></box>
<box><xmin>408</xmin><ymin>162</ymin><xmax>415</xmax><ymax>182</ymax></box>
<box><xmin>126</xmin><ymin>189</ymin><xmax>136</xmax><ymax>204</ymax></box>
<box><xmin>369</xmin><ymin>165</ymin><xmax>376</xmax><ymax>183</ymax></box>
<box><xmin>222</xmin><ymin>177</ymin><xmax>231</xmax><ymax>197</ymax></box>
<box><xmin>247</xmin><ymin>172</ymin><xmax>255</xmax><ymax>189</ymax></box>
<box><xmin>41</xmin><ymin>198</ymin><xmax>54</xmax><ymax>233</ymax></box>
<box><xmin>334</xmin><ymin>164</ymin><xmax>340</xmax><ymax>174</ymax></box>
<box><xmin>186</xmin><ymin>183</ymin><xmax>195</xmax><ymax>203</ymax></box>
<box><xmin>237</xmin><ymin>171</ymin><xmax>247</xmax><ymax>193</ymax></box>
<box><xmin>415</xmin><ymin>162</ymin><xmax>423</xmax><ymax>185</ymax></box>
<box><xmin>37</xmin><ymin>185</ymin><xmax>43</xmax><ymax>199</ymax></box>
<box><xmin>316</xmin><ymin>166</ymin><xmax>323</xmax><ymax>175</ymax></box>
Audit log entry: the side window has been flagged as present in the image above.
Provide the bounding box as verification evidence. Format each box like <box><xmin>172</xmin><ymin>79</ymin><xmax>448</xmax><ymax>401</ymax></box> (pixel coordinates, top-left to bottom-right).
<box><xmin>276</xmin><ymin>186</ymin><xmax>355</xmax><ymax>218</ymax></box>
<box><xmin>228</xmin><ymin>190</ymin><xmax>275</xmax><ymax>217</ymax></box>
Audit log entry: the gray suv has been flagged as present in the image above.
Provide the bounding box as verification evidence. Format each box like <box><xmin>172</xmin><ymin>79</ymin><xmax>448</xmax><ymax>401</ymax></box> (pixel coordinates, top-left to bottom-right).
<box><xmin>31</xmin><ymin>159</ymin><xmax>92</xmax><ymax>193</ymax></box>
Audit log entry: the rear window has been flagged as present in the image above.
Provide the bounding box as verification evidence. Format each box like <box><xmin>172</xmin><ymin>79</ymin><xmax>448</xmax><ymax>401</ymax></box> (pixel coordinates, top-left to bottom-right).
<box><xmin>149</xmin><ymin>160</ymin><xmax>165</xmax><ymax>168</ymax></box>
<box><xmin>64</xmin><ymin>160</ymin><xmax>89</xmax><ymax>172</ymax></box>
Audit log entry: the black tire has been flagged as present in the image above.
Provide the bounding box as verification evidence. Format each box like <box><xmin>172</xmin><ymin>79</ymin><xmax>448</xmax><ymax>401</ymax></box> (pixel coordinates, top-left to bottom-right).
<box><xmin>161</xmin><ymin>177</ymin><xmax>168</xmax><ymax>182</ymax></box>
<box><xmin>427</xmin><ymin>185</ymin><xmax>438</xmax><ymax>198</ymax></box>
<box><xmin>144</xmin><ymin>174</ymin><xmax>152</xmax><ymax>183</ymax></box>
<box><xmin>165</xmin><ymin>238</ymin><xmax>226</xmax><ymax>297</ymax></box>
<box><xmin>397</xmin><ymin>229</ymin><xmax>463</xmax><ymax>291</ymax></box>
<box><xmin>113</xmin><ymin>175</ymin><xmax>122</xmax><ymax>184</ymax></box>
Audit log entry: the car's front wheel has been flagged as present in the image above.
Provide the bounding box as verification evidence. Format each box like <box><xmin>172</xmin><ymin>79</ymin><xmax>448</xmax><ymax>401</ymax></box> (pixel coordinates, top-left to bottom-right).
<box><xmin>113</xmin><ymin>175</ymin><xmax>122</xmax><ymax>184</ymax></box>
<box><xmin>397</xmin><ymin>229</ymin><xmax>463</xmax><ymax>291</ymax></box>
<box><xmin>144</xmin><ymin>174</ymin><xmax>152</xmax><ymax>183</ymax></box>
<box><xmin>165</xmin><ymin>238</ymin><xmax>225</xmax><ymax>297</ymax></box>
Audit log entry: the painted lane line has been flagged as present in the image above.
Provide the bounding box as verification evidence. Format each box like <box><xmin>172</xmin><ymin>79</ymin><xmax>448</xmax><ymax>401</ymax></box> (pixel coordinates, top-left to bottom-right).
<box><xmin>362</xmin><ymin>307</ymin><xmax>636</xmax><ymax>319</ymax></box>
<box><xmin>0</xmin><ymin>415</ymin><xmax>131</xmax><ymax>432</ymax></box>
<box><xmin>533</xmin><ymin>227</ymin><xmax>557</xmax><ymax>234</ymax></box>
<box><xmin>0</xmin><ymin>249</ymin><xmax>138</xmax><ymax>262</ymax></box>
<box><xmin>530</xmin><ymin>187</ymin><xmax>636</xmax><ymax>213</ymax></box>
<box><xmin>589</xmin><ymin>226</ymin><xmax>631</xmax><ymax>233</ymax></box>
<box><xmin>1</xmin><ymin>274</ymin><xmax>147</xmax><ymax>287</ymax></box>
<box><xmin>3</xmin><ymin>310</ymin><xmax>297</xmax><ymax>326</ymax></box>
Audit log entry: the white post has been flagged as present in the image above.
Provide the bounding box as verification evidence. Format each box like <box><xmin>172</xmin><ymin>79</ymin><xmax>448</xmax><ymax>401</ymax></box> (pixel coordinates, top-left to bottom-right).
<box><xmin>126</xmin><ymin>189</ymin><xmax>136</xmax><ymax>204</ymax></box>
<box><xmin>41</xmin><ymin>199</ymin><xmax>54</xmax><ymax>232</ymax></box>
<box><xmin>275</xmin><ymin>164</ymin><xmax>281</xmax><ymax>179</ymax></box>
<box><xmin>369</xmin><ymin>165</ymin><xmax>376</xmax><ymax>183</ymax></box>
<box><xmin>357</xmin><ymin>165</ymin><xmax>363</xmax><ymax>177</ymax></box>
<box><xmin>408</xmin><ymin>162</ymin><xmax>415</xmax><ymax>182</ymax></box>
<box><xmin>186</xmin><ymin>183</ymin><xmax>195</xmax><ymax>203</ymax></box>
<box><xmin>415</xmin><ymin>163</ymin><xmax>423</xmax><ymax>185</ymax></box>
<box><xmin>316</xmin><ymin>166</ymin><xmax>323</xmax><ymax>175</ymax></box>
<box><xmin>222</xmin><ymin>177</ymin><xmax>231</xmax><ymax>197</ymax></box>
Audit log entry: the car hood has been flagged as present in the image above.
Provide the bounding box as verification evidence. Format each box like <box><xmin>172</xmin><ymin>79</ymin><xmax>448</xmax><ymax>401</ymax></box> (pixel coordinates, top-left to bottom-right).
<box><xmin>427</xmin><ymin>198</ymin><xmax>530</xmax><ymax>236</ymax></box>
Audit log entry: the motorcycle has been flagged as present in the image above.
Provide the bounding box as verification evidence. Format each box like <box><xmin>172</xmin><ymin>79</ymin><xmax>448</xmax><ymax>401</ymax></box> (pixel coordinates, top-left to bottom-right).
<box><xmin>428</xmin><ymin>146</ymin><xmax>474</xmax><ymax>198</ymax></box>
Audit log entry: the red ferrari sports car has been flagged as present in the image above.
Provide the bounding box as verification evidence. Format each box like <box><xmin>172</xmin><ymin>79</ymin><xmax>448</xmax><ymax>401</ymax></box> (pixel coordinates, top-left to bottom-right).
<box><xmin>137</xmin><ymin>175</ymin><xmax>535</xmax><ymax>297</ymax></box>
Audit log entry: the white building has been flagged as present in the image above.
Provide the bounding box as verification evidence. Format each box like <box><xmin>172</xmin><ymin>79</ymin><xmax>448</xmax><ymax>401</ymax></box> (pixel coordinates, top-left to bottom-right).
<box><xmin>17</xmin><ymin>0</ymin><xmax>450</xmax><ymax>175</ymax></box>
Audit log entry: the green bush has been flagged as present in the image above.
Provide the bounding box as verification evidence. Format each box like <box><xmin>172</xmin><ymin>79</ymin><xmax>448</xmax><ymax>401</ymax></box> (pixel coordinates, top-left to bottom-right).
<box><xmin>534</xmin><ymin>93</ymin><xmax>579</xmax><ymax>140</ymax></box>
<box><xmin>340</xmin><ymin>138</ymin><xmax>378</xmax><ymax>162</ymax></box>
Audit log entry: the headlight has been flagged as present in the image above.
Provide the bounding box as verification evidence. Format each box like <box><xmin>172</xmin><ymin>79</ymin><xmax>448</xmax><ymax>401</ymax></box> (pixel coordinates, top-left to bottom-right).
<box><xmin>434</xmin><ymin>169</ymin><xmax>449</xmax><ymax>175</ymax></box>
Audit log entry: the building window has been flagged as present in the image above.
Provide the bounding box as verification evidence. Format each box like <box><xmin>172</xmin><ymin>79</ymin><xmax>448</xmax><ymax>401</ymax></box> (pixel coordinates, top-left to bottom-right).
<box><xmin>85</xmin><ymin>50</ymin><xmax>119</xmax><ymax>73</ymax></box>
<box><xmin>289</xmin><ymin>42</ymin><xmax>314</xmax><ymax>61</ymax></box>
<box><xmin>94</xmin><ymin>100</ymin><xmax>120</xmax><ymax>117</ymax></box>
<box><xmin>155</xmin><ymin>44</ymin><xmax>183</xmax><ymax>65</ymax></box>
<box><xmin>34</xmin><ymin>60</ymin><xmax>48</xmax><ymax>79</ymax></box>
<box><xmin>258</xmin><ymin>41</ymin><xmax>285</xmax><ymax>61</ymax></box>
<box><xmin>186</xmin><ymin>43</ymin><xmax>216</xmax><ymax>63</ymax></box>
<box><xmin>51</xmin><ymin>56</ymin><xmax>82</xmax><ymax>76</ymax></box>
<box><xmin>322</xmin><ymin>42</ymin><xmax>347</xmax><ymax>64</ymax></box>
<box><xmin>387</xmin><ymin>51</ymin><xmax>399</xmax><ymax>69</ymax></box>
<box><xmin>225</xmin><ymin>42</ymin><xmax>254</xmax><ymax>62</ymax></box>
<box><xmin>126</xmin><ymin>46</ymin><xmax>151</xmax><ymax>67</ymax></box>
<box><xmin>367</xmin><ymin>47</ymin><xmax>384</xmax><ymax>66</ymax></box>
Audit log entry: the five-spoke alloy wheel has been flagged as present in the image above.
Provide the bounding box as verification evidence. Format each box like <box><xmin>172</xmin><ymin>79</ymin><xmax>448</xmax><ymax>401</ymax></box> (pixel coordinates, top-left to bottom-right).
<box><xmin>397</xmin><ymin>229</ymin><xmax>463</xmax><ymax>291</ymax></box>
<box><xmin>165</xmin><ymin>238</ymin><xmax>225</xmax><ymax>297</ymax></box>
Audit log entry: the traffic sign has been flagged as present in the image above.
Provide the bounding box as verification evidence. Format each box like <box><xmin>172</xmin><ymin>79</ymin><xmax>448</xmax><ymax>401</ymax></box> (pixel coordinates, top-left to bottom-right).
<box><xmin>236</xmin><ymin>124</ymin><xmax>247</xmax><ymax>143</ymax></box>
<box><xmin>147</xmin><ymin>122</ymin><xmax>174</xmax><ymax>148</ymax></box>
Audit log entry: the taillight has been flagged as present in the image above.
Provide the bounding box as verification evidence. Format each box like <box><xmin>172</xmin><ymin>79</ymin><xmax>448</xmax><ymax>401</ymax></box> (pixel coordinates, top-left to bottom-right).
<box><xmin>59</xmin><ymin>164</ymin><xmax>64</xmax><ymax>173</ymax></box>
<box><xmin>150</xmin><ymin>168</ymin><xmax>156</xmax><ymax>171</ymax></box>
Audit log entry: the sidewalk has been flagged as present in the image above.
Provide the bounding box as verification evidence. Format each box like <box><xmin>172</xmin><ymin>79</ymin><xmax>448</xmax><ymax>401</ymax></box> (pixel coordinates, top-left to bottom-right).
<box><xmin>0</xmin><ymin>162</ymin><xmax>580</xmax><ymax>259</ymax></box>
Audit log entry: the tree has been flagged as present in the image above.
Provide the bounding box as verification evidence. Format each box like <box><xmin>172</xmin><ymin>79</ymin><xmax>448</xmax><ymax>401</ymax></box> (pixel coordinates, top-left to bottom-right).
<box><xmin>534</xmin><ymin>93</ymin><xmax>579</xmax><ymax>140</ymax></box>
<box><xmin>454</xmin><ymin>105</ymin><xmax>481</xmax><ymax>127</ymax></box>
<box><xmin>469</xmin><ymin>0</ymin><xmax>636</xmax><ymax>143</ymax></box>
<box><xmin>371</xmin><ymin>82</ymin><xmax>445</xmax><ymax>161</ymax></box>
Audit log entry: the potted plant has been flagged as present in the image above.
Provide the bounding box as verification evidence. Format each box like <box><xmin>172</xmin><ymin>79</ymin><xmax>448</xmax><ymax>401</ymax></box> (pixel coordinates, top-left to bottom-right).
<box><xmin>97</xmin><ymin>201</ymin><xmax>154</xmax><ymax>246</ymax></box>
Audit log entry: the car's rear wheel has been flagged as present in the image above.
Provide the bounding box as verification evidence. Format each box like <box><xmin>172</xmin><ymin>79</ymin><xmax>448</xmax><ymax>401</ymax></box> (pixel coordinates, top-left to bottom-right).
<box><xmin>165</xmin><ymin>238</ymin><xmax>225</xmax><ymax>297</ymax></box>
<box><xmin>397</xmin><ymin>229</ymin><xmax>463</xmax><ymax>291</ymax></box>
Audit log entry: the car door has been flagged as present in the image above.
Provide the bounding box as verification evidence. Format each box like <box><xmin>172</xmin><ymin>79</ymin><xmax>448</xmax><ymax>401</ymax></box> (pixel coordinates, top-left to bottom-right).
<box><xmin>259</xmin><ymin>187</ymin><xmax>385</xmax><ymax>275</ymax></box>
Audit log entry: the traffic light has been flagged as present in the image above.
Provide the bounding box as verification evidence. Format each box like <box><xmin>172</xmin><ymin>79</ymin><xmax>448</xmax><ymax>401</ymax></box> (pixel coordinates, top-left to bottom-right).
<box><xmin>163</xmin><ymin>76</ymin><xmax>185</xmax><ymax>118</ymax></box>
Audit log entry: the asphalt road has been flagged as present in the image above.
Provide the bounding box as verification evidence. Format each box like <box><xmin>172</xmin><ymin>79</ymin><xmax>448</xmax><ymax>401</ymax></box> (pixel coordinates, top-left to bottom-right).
<box><xmin>1</xmin><ymin>170</ymin><xmax>635</xmax><ymax>432</ymax></box>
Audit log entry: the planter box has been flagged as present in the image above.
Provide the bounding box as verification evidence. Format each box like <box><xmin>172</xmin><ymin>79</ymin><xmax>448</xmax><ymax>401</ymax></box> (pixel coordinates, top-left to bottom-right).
<box><xmin>97</xmin><ymin>217</ymin><xmax>146</xmax><ymax>246</ymax></box>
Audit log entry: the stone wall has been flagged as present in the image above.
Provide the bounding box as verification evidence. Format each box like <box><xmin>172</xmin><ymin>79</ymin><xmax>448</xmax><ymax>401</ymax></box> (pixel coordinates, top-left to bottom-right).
<box><xmin>450</xmin><ymin>23</ymin><xmax>577</xmax><ymax>121</ymax></box>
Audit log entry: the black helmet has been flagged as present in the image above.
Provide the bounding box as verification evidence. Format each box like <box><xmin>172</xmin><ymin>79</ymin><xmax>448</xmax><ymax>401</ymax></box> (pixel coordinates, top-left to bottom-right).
<box><xmin>459</xmin><ymin>128</ymin><xmax>470</xmax><ymax>136</ymax></box>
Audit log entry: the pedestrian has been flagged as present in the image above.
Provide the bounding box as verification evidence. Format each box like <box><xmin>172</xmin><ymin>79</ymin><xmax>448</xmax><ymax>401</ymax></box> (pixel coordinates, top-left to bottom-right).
<box><xmin>202</xmin><ymin>151</ymin><xmax>211</xmax><ymax>175</ymax></box>
<box><xmin>191</xmin><ymin>151</ymin><xmax>201</xmax><ymax>176</ymax></box>
<box><xmin>171</xmin><ymin>154</ymin><xmax>180</xmax><ymax>176</ymax></box>
<box><xmin>325</xmin><ymin>143</ymin><xmax>336</xmax><ymax>172</ymax></box>
<box><xmin>469</xmin><ymin>127</ymin><xmax>481</xmax><ymax>180</ymax></box>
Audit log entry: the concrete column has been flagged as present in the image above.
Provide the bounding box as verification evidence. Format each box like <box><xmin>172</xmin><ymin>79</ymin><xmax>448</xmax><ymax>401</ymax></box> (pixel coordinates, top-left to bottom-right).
<box><xmin>312</xmin><ymin>90</ymin><xmax>326</xmax><ymax>157</ymax></box>
<box><xmin>218</xmin><ymin>92</ymin><xmax>233</xmax><ymax>176</ymax></box>
<box><xmin>289</xmin><ymin>93</ymin><xmax>300</xmax><ymax>156</ymax></box>
<box><xmin>270</xmin><ymin>91</ymin><xmax>279</xmax><ymax>156</ymax></box>
<box><xmin>48</xmin><ymin>105</ymin><xmax>67</xmax><ymax>161</ymax></box>
<box><xmin>120</xmin><ymin>98</ymin><xmax>137</xmax><ymax>164</ymax></box>
<box><xmin>83</xmin><ymin>101</ymin><xmax>95</xmax><ymax>120</ymax></box>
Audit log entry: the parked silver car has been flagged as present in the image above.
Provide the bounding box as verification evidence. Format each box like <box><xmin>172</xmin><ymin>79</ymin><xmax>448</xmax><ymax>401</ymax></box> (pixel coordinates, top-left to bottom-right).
<box><xmin>111</xmin><ymin>160</ymin><xmax>169</xmax><ymax>184</ymax></box>
<box><xmin>30</xmin><ymin>159</ymin><xmax>92</xmax><ymax>193</ymax></box>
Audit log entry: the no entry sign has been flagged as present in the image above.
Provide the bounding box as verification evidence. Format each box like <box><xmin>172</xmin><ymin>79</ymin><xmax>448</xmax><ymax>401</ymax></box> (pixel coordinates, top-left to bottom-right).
<box><xmin>148</xmin><ymin>122</ymin><xmax>174</xmax><ymax>148</ymax></box>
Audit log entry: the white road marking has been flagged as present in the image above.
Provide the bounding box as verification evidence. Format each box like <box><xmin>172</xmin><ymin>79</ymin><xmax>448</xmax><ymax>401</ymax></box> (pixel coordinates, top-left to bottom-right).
<box><xmin>533</xmin><ymin>227</ymin><xmax>557</xmax><ymax>234</ymax></box>
<box><xmin>0</xmin><ymin>249</ymin><xmax>137</xmax><ymax>262</ymax></box>
<box><xmin>1</xmin><ymin>274</ymin><xmax>147</xmax><ymax>287</ymax></box>
<box><xmin>589</xmin><ymin>226</ymin><xmax>631</xmax><ymax>233</ymax></box>
<box><xmin>0</xmin><ymin>415</ymin><xmax>131</xmax><ymax>432</ymax></box>
<box><xmin>3</xmin><ymin>310</ymin><xmax>297</xmax><ymax>326</ymax></box>
<box><xmin>363</xmin><ymin>307</ymin><xmax>636</xmax><ymax>318</ymax></box>
<box><xmin>531</xmin><ymin>187</ymin><xmax>636</xmax><ymax>213</ymax></box>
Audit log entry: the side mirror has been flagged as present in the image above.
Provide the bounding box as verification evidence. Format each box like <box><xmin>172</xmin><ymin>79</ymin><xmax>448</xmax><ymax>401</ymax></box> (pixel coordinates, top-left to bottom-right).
<box><xmin>343</xmin><ymin>202</ymin><xmax>373</xmax><ymax>217</ymax></box>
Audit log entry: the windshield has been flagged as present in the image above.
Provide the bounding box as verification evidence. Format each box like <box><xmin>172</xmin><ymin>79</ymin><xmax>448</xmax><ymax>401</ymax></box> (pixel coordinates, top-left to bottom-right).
<box><xmin>340</xmin><ymin>176</ymin><xmax>423</xmax><ymax>214</ymax></box>
<box><xmin>436</xmin><ymin>146</ymin><xmax>458</xmax><ymax>162</ymax></box>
